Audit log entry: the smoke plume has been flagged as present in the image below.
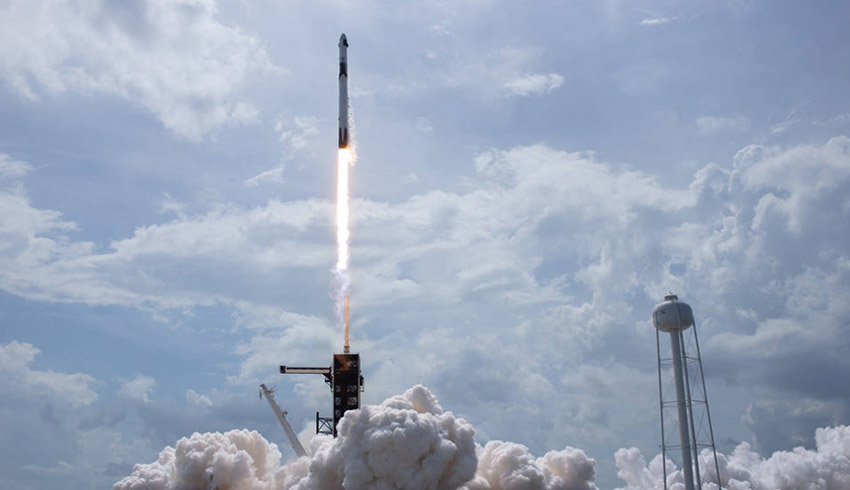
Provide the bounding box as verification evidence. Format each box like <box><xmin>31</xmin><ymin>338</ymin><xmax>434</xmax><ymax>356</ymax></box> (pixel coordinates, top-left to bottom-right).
<box><xmin>114</xmin><ymin>385</ymin><xmax>598</xmax><ymax>490</ymax></box>
<box><xmin>463</xmin><ymin>441</ymin><xmax>598</xmax><ymax>490</ymax></box>
<box><xmin>614</xmin><ymin>425</ymin><xmax>850</xmax><ymax>490</ymax></box>
<box><xmin>115</xmin><ymin>384</ymin><xmax>850</xmax><ymax>489</ymax></box>
<box><xmin>113</xmin><ymin>429</ymin><xmax>285</xmax><ymax>490</ymax></box>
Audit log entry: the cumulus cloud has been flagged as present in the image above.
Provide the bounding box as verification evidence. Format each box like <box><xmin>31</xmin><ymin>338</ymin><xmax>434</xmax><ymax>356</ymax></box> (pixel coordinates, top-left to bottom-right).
<box><xmin>0</xmin><ymin>155</ymin><xmax>333</xmax><ymax>311</ymax></box>
<box><xmin>186</xmin><ymin>389</ymin><xmax>214</xmax><ymax>408</ymax></box>
<box><xmin>119</xmin><ymin>375</ymin><xmax>156</xmax><ymax>403</ymax></box>
<box><xmin>504</xmin><ymin>73</ymin><xmax>564</xmax><ymax>96</ymax></box>
<box><xmin>0</xmin><ymin>340</ymin><xmax>97</xmax><ymax>406</ymax></box>
<box><xmin>0</xmin><ymin>0</ymin><xmax>275</xmax><ymax>139</ymax></box>
<box><xmin>2</xmin><ymin>134</ymin><xmax>850</xmax><ymax>478</ymax></box>
<box><xmin>0</xmin><ymin>339</ymin><xmax>166</xmax><ymax>488</ymax></box>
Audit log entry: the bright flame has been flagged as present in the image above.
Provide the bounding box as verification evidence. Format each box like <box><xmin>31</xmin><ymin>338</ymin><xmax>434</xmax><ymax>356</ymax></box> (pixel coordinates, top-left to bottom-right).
<box><xmin>334</xmin><ymin>148</ymin><xmax>352</xmax><ymax>331</ymax></box>
<box><xmin>336</xmin><ymin>148</ymin><xmax>351</xmax><ymax>271</ymax></box>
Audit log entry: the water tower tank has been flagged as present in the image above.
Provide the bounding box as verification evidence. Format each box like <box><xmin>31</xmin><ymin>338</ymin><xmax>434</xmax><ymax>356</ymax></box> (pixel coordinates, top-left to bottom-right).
<box><xmin>652</xmin><ymin>294</ymin><xmax>694</xmax><ymax>332</ymax></box>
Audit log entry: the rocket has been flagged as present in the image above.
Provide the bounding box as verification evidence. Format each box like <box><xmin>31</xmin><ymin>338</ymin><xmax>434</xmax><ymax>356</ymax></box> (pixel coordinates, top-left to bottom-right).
<box><xmin>338</xmin><ymin>33</ymin><xmax>350</xmax><ymax>149</ymax></box>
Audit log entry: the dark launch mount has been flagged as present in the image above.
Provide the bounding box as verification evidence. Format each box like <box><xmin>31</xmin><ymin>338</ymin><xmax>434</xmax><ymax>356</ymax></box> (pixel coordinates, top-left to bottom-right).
<box><xmin>280</xmin><ymin>353</ymin><xmax>364</xmax><ymax>437</ymax></box>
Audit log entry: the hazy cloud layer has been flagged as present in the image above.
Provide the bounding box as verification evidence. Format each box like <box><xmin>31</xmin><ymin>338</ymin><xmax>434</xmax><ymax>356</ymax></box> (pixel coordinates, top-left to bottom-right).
<box><xmin>0</xmin><ymin>0</ymin><xmax>275</xmax><ymax>139</ymax></box>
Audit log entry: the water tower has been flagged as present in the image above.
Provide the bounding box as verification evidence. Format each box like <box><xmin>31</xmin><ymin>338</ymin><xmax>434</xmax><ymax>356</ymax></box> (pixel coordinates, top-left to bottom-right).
<box><xmin>652</xmin><ymin>294</ymin><xmax>722</xmax><ymax>490</ymax></box>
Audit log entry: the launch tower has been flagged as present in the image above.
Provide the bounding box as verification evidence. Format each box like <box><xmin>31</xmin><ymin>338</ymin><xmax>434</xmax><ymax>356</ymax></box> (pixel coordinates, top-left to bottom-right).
<box><xmin>280</xmin><ymin>292</ymin><xmax>363</xmax><ymax>437</ymax></box>
<box><xmin>279</xmin><ymin>352</ymin><xmax>363</xmax><ymax>437</ymax></box>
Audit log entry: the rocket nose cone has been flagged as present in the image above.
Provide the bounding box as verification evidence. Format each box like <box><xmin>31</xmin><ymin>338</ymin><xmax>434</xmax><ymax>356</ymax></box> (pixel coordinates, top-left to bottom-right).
<box><xmin>339</xmin><ymin>33</ymin><xmax>348</xmax><ymax>47</ymax></box>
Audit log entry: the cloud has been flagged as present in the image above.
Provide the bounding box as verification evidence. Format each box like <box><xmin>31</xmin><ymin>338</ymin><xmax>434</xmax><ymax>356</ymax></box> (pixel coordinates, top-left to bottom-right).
<box><xmin>119</xmin><ymin>375</ymin><xmax>156</xmax><ymax>403</ymax></box>
<box><xmin>639</xmin><ymin>17</ymin><xmax>675</xmax><ymax>26</ymax></box>
<box><xmin>245</xmin><ymin>166</ymin><xmax>286</xmax><ymax>187</ymax></box>
<box><xmin>0</xmin><ymin>157</ymin><xmax>333</xmax><ymax>311</ymax></box>
<box><xmin>232</xmin><ymin>319</ymin><xmax>337</xmax><ymax>383</ymax></box>
<box><xmin>416</xmin><ymin>116</ymin><xmax>435</xmax><ymax>133</ymax></box>
<box><xmin>430</xmin><ymin>20</ymin><xmax>453</xmax><ymax>37</ymax></box>
<box><xmin>770</xmin><ymin>109</ymin><xmax>800</xmax><ymax>135</ymax></box>
<box><xmin>2</xmin><ymin>134</ymin><xmax>850</xmax><ymax>476</ymax></box>
<box><xmin>504</xmin><ymin>73</ymin><xmax>564</xmax><ymax>96</ymax></box>
<box><xmin>0</xmin><ymin>341</ymin><xmax>98</xmax><ymax>407</ymax></box>
<box><xmin>0</xmin><ymin>153</ymin><xmax>32</xmax><ymax>181</ymax></box>
<box><xmin>380</xmin><ymin>40</ymin><xmax>564</xmax><ymax>99</ymax></box>
<box><xmin>696</xmin><ymin>115</ymin><xmax>750</xmax><ymax>134</ymax></box>
<box><xmin>0</xmin><ymin>339</ymin><xmax>165</xmax><ymax>488</ymax></box>
<box><xmin>186</xmin><ymin>389</ymin><xmax>213</xmax><ymax>408</ymax></box>
<box><xmin>0</xmin><ymin>0</ymin><xmax>275</xmax><ymax>139</ymax></box>
<box><xmin>276</xmin><ymin>116</ymin><xmax>320</xmax><ymax>153</ymax></box>
<box><xmin>742</xmin><ymin>397</ymin><xmax>847</xmax><ymax>454</ymax></box>
<box><xmin>244</xmin><ymin>115</ymin><xmax>321</xmax><ymax>187</ymax></box>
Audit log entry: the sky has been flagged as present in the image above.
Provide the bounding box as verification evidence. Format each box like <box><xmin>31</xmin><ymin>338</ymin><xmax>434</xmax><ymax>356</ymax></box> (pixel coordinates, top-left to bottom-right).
<box><xmin>1</xmin><ymin>0</ymin><xmax>850</xmax><ymax>488</ymax></box>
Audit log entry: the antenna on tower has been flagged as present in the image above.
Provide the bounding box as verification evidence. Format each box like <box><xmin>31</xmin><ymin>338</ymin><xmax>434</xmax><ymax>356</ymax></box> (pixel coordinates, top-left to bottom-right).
<box><xmin>652</xmin><ymin>294</ymin><xmax>723</xmax><ymax>490</ymax></box>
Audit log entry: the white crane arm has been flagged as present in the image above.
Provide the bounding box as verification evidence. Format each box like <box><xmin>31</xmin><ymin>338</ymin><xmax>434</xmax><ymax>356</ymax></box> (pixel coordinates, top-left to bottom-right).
<box><xmin>260</xmin><ymin>384</ymin><xmax>308</xmax><ymax>458</ymax></box>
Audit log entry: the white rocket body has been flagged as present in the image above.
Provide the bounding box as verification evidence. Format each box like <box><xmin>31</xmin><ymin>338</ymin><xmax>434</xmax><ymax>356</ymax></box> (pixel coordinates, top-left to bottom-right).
<box><xmin>338</xmin><ymin>34</ymin><xmax>350</xmax><ymax>149</ymax></box>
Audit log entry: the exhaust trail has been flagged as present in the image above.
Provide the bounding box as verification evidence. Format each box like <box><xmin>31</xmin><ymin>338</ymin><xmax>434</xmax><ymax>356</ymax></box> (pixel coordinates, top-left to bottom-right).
<box><xmin>334</xmin><ymin>147</ymin><xmax>352</xmax><ymax>337</ymax></box>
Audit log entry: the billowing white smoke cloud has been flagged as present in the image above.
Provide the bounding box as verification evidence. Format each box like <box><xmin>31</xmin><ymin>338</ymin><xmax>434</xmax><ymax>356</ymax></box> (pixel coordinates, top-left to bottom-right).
<box><xmin>113</xmin><ymin>429</ymin><xmax>286</xmax><ymax>490</ymax></box>
<box><xmin>289</xmin><ymin>384</ymin><xmax>476</xmax><ymax>489</ymax></box>
<box><xmin>614</xmin><ymin>425</ymin><xmax>850</xmax><ymax>490</ymax></box>
<box><xmin>463</xmin><ymin>441</ymin><xmax>597</xmax><ymax>490</ymax></box>
<box><xmin>115</xmin><ymin>385</ymin><xmax>598</xmax><ymax>490</ymax></box>
<box><xmin>112</xmin><ymin>385</ymin><xmax>850</xmax><ymax>490</ymax></box>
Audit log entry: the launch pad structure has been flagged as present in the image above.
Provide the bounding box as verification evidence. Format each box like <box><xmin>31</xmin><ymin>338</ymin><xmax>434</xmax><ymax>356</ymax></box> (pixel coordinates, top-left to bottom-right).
<box><xmin>279</xmin><ymin>297</ymin><xmax>362</xmax><ymax>437</ymax></box>
<box><xmin>280</xmin><ymin>351</ymin><xmax>363</xmax><ymax>437</ymax></box>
